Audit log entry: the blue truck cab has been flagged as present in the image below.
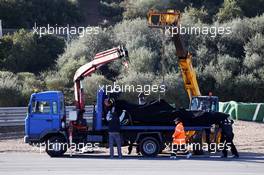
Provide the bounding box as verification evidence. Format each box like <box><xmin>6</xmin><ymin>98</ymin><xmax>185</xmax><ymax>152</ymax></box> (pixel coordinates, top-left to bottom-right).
<box><xmin>24</xmin><ymin>91</ymin><xmax>66</xmax><ymax>144</ymax></box>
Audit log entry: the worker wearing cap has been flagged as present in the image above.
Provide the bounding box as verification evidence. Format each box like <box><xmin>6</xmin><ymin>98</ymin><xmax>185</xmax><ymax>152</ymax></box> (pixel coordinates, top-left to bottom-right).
<box><xmin>104</xmin><ymin>98</ymin><xmax>123</xmax><ymax>159</ymax></box>
<box><xmin>171</xmin><ymin>118</ymin><xmax>192</xmax><ymax>159</ymax></box>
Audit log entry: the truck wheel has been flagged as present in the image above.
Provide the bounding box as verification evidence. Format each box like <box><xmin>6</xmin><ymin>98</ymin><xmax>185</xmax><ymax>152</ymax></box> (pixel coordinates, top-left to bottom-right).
<box><xmin>46</xmin><ymin>135</ymin><xmax>67</xmax><ymax>157</ymax></box>
<box><xmin>139</xmin><ymin>137</ymin><xmax>160</xmax><ymax>157</ymax></box>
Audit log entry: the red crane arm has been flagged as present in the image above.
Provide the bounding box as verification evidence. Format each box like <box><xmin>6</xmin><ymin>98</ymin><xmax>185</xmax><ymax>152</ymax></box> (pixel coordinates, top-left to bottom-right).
<box><xmin>73</xmin><ymin>46</ymin><xmax>128</xmax><ymax>111</ymax></box>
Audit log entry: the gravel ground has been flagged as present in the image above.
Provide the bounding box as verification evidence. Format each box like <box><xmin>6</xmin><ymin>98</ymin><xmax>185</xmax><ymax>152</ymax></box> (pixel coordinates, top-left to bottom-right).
<box><xmin>233</xmin><ymin>120</ymin><xmax>264</xmax><ymax>154</ymax></box>
<box><xmin>0</xmin><ymin>121</ymin><xmax>263</xmax><ymax>155</ymax></box>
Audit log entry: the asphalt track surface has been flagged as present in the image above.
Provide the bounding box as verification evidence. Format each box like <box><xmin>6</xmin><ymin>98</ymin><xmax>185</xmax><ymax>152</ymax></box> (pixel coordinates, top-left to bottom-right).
<box><xmin>0</xmin><ymin>152</ymin><xmax>263</xmax><ymax>175</ymax></box>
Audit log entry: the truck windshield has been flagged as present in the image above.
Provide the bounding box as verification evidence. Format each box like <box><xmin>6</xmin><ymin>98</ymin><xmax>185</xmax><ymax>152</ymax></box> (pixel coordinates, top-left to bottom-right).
<box><xmin>190</xmin><ymin>97</ymin><xmax>217</xmax><ymax>112</ymax></box>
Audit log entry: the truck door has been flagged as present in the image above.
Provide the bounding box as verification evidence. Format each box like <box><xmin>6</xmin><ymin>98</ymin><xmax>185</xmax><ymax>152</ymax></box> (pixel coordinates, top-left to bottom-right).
<box><xmin>50</xmin><ymin>101</ymin><xmax>62</xmax><ymax>130</ymax></box>
<box><xmin>29</xmin><ymin>100</ymin><xmax>53</xmax><ymax>138</ymax></box>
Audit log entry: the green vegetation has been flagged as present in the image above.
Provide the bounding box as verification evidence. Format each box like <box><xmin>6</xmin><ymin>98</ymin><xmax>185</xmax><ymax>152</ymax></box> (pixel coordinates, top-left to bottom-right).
<box><xmin>0</xmin><ymin>30</ymin><xmax>65</xmax><ymax>73</ymax></box>
<box><xmin>216</xmin><ymin>0</ymin><xmax>243</xmax><ymax>22</ymax></box>
<box><xmin>0</xmin><ymin>0</ymin><xmax>264</xmax><ymax>106</ymax></box>
<box><xmin>0</xmin><ymin>0</ymin><xmax>82</xmax><ymax>28</ymax></box>
<box><xmin>99</xmin><ymin>0</ymin><xmax>123</xmax><ymax>23</ymax></box>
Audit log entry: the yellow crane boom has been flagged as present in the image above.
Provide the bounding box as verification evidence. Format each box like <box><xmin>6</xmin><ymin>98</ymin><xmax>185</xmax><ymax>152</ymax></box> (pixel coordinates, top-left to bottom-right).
<box><xmin>147</xmin><ymin>9</ymin><xmax>201</xmax><ymax>100</ymax></box>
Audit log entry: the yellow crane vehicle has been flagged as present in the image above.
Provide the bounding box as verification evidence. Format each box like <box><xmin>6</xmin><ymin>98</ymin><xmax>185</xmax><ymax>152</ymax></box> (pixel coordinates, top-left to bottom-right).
<box><xmin>147</xmin><ymin>10</ymin><xmax>222</xmax><ymax>152</ymax></box>
<box><xmin>147</xmin><ymin>9</ymin><xmax>219</xmax><ymax>112</ymax></box>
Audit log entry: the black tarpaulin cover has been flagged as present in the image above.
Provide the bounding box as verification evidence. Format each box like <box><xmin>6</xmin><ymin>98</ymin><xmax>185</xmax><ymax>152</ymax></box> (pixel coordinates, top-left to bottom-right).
<box><xmin>173</xmin><ymin>109</ymin><xmax>230</xmax><ymax>126</ymax></box>
<box><xmin>114</xmin><ymin>99</ymin><xmax>229</xmax><ymax>126</ymax></box>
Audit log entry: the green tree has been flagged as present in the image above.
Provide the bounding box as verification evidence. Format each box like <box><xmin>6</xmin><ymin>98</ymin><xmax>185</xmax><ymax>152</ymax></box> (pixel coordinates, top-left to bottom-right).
<box><xmin>113</xmin><ymin>18</ymin><xmax>163</xmax><ymax>74</ymax></box>
<box><xmin>0</xmin><ymin>29</ymin><xmax>65</xmax><ymax>74</ymax></box>
<box><xmin>83</xmin><ymin>74</ymin><xmax>111</xmax><ymax>104</ymax></box>
<box><xmin>0</xmin><ymin>71</ymin><xmax>22</xmax><ymax>106</ymax></box>
<box><xmin>99</xmin><ymin>0</ymin><xmax>124</xmax><ymax>23</ymax></box>
<box><xmin>0</xmin><ymin>0</ymin><xmax>82</xmax><ymax>28</ymax></box>
<box><xmin>216</xmin><ymin>0</ymin><xmax>243</xmax><ymax>22</ymax></box>
<box><xmin>128</xmin><ymin>47</ymin><xmax>159</xmax><ymax>73</ymax></box>
<box><xmin>17</xmin><ymin>72</ymin><xmax>44</xmax><ymax>105</ymax></box>
<box><xmin>57</xmin><ymin>28</ymin><xmax>117</xmax><ymax>82</ymax></box>
<box><xmin>122</xmin><ymin>0</ymin><xmax>164</xmax><ymax>19</ymax></box>
<box><xmin>243</xmin><ymin>33</ymin><xmax>264</xmax><ymax>71</ymax></box>
<box><xmin>118</xmin><ymin>71</ymin><xmax>156</xmax><ymax>102</ymax></box>
<box><xmin>238</xmin><ymin>0</ymin><xmax>264</xmax><ymax>18</ymax></box>
<box><xmin>183</xmin><ymin>6</ymin><xmax>210</xmax><ymax>23</ymax></box>
<box><xmin>156</xmin><ymin>72</ymin><xmax>189</xmax><ymax>107</ymax></box>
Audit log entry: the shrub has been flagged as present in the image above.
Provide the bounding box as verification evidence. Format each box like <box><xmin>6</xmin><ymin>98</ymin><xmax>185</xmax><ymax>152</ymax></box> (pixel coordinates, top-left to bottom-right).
<box><xmin>233</xmin><ymin>74</ymin><xmax>263</xmax><ymax>102</ymax></box>
<box><xmin>45</xmin><ymin>71</ymin><xmax>69</xmax><ymax>91</ymax></box>
<box><xmin>238</xmin><ymin>0</ymin><xmax>264</xmax><ymax>18</ymax></box>
<box><xmin>57</xmin><ymin>57</ymin><xmax>87</xmax><ymax>87</ymax></box>
<box><xmin>128</xmin><ymin>47</ymin><xmax>159</xmax><ymax>73</ymax></box>
<box><xmin>99</xmin><ymin>0</ymin><xmax>123</xmax><ymax>22</ymax></box>
<box><xmin>0</xmin><ymin>29</ymin><xmax>65</xmax><ymax>74</ymax></box>
<box><xmin>57</xmin><ymin>28</ymin><xmax>118</xmax><ymax>80</ymax></box>
<box><xmin>183</xmin><ymin>7</ymin><xmax>210</xmax><ymax>23</ymax></box>
<box><xmin>216</xmin><ymin>0</ymin><xmax>243</xmax><ymax>23</ymax></box>
<box><xmin>17</xmin><ymin>72</ymin><xmax>44</xmax><ymax>105</ymax></box>
<box><xmin>216</xmin><ymin>54</ymin><xmax>241</xmax><ymax>75</ymax></box>
<box><xmin>122</xmin><ymin>0</ymin><xmax>162</xmax><ymax>19</ymax></box>
<box><xmin>0</xmin><ymin>71</ymin><xmax>22</xmax><ymax>106</ymax></box>
<box><xmin>0</xmin><ymin>0</ymin><xmax>83</xmax><ymax>28</ymax></box>
<box><xmin>113</xmin><ymin>18</ymin><xmax>162</xmax><ymax>51</ymax></box>
<box><xmin>113</xmin><ymin>18</ymin><xmax>164</xmax><ymax>74</ymax></box>
<box><xmin>244</xmin><ymin>33</ymin><xmax>264</xmax><ymax>71</ymax></box>
<box><xmin>82</xmin><ymin>74</ymin><xmax>111</xmax><ymax>104</ymax></box>
<box><xmin>117</xmin><ymin>72</ymin><xmax>156</xmax><ymax>102</ymax></box>
<box><xmin>156</xmin><ymin>72</ymin><xmax>189</xmax><ymax>108</ymax></box>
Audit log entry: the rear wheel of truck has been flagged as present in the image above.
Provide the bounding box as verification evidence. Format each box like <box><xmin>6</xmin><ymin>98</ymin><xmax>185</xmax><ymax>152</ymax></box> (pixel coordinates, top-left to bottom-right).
<box><xmin>139</xmin><ymin>137</ymin><xmax>160</xmax><ymax>157</ymax></box>
<box><xmin>46</xmin><ymin>135</ymin><xmax>67</xmax><ymax>157</ymax></box>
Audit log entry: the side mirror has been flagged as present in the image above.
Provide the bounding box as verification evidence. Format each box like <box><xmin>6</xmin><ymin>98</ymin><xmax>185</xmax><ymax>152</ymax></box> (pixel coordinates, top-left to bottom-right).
<box><xmin>69</xmin><ymin>111</ymin><xmax>78</xmax><ymax>121</ymax></box>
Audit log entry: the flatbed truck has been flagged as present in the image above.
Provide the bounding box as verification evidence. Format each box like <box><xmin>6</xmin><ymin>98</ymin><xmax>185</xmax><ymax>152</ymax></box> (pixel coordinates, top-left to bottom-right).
<box><xmin>24</xmin><ymin>46</ymin><xmax>210</xmax><ymax>157</ymax></box>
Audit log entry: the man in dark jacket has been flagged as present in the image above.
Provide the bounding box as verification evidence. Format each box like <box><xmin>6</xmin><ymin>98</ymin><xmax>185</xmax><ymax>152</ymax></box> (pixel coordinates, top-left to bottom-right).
<box><xmin>220</xmin><ymin>118</ymin><xmax>239</xmax><ymax>158</ymax></box>
<box><xmin>105</xmin><ymin>98</ymin><xmax>122</xmax><ymax>158</ymax></box>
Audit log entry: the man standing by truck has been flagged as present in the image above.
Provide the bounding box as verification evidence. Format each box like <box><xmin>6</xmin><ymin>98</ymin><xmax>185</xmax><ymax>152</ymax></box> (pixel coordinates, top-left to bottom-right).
<box><xmin>105</xmin><ymin>98</ymin><xmax>122</xmax><ymax>159</ymax></box>
<box><xmin>220</xmin><ymin>118</ymin><xmax>239</xmax><ymax>158</ymax></box>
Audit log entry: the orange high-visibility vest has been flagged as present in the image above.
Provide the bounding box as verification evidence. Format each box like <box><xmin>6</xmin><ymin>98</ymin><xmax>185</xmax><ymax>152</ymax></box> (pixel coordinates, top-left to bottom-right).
<box><xmin>172</xmin><ymin>122</ymin><xmax>186</xmax><ymax>145</ymax></box>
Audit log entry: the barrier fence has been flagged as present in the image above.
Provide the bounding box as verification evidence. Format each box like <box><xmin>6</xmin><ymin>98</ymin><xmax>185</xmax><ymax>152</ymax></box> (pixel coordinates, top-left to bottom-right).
<box><xmin>219</xmin><ymin>101</ymin><xmax>264</xmax><ymax>122</ymax></box>
<box><xmin>0</xmin><ymin>106</ymin><xmax>94</xmax><ymax>127</ymax></box>
<box><xmin>1</xmin><ymin>102</ymin><xmax>264</xmax><ymax>127</ymax></box>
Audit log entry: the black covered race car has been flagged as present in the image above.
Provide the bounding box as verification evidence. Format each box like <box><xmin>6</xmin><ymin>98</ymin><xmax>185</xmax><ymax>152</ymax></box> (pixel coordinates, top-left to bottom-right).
<box><xmin>114</xmin><ymin>99</ymin><xmax>229</xmax><ymax>126</ymax></box>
